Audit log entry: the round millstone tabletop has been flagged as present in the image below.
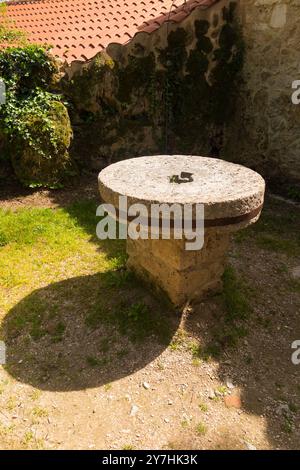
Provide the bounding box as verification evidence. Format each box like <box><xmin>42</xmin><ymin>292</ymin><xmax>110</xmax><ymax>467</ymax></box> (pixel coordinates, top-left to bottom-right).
<box><xmin>98</xmin><ymin>155</ymin><xmax>265</xmax><ymax>226</ymax></box>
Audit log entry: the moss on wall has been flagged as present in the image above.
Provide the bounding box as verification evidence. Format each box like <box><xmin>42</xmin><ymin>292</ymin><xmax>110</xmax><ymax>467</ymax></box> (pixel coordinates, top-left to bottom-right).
<box><xmin>62</xmin><ymin>52</ymin><xmax>115</xmax><ymax>112</ymax></box>
<box><xmin>210</xmin><ymin>6</ymin><xmax>244</xmax><ymax>125</ymax></box>
<box><xmin>117</xmin><ymin>53</ymin><xmax>156</xmax><ymax>103</ymax></box>
<box><xmin>65</xmin><ymin>1</ymin><xmax>244</xmax><ymax>167</ymax></box>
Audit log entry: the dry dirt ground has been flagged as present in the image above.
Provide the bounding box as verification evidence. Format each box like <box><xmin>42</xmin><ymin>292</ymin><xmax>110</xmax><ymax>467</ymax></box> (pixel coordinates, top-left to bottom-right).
<box><xmin>0</xmin><ymin>179</ymin><xmax>299</xmax><ymax>450</ymax></box>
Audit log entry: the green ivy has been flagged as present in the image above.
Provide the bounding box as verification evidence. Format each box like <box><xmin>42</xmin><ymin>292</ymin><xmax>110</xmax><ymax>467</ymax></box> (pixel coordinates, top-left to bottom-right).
<box><xmin>3</xmin><ymin>88</ymin><xmax>65</xmax><ymax>157</ymax></box>
<box><xmin>0</xmin><ymin>45</ymin><xmax>58</xmax><ymax>92</ymax></box>
<box><xmin>0</xmin><ymin>45</ymin><xmax>72</xmax><ymax>187</ymax></box>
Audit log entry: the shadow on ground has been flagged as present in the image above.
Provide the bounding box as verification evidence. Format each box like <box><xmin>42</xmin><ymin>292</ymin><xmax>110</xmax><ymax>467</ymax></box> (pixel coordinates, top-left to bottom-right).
<box><xmin>182</xmin><ymin>198</ymin><xmax>300</xmax><ymax>449</ymax></box>
<box><xmin>0</xmin><ymin>178</ymin><xmax>180</xmax><ymax>392</ymax></box>
<box><xmin>2</xmin><ymin>271</ymin><xmax>179</xmax><ymax>391</ymax></box>
<box><xmin>0</xmin><ymin>173</ymin><xmax>99</xmax><ymax>210</ymax></box>
<box><xmin>1</xmin><ymin>186</ymin><xmax>300</xmax><ymax>449</ymax></box>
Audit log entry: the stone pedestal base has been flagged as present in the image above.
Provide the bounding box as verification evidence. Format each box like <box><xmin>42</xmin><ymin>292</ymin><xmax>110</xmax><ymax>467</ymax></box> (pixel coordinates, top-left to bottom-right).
<box><xmin>126</xmin><ymin>230</ymin><xmax>231</xmax><ymax>306</ymax></box>
<box><xmin>99</xmin><ymin>155</ymin><xmax>265</xmax><ymax>306</ymax></box>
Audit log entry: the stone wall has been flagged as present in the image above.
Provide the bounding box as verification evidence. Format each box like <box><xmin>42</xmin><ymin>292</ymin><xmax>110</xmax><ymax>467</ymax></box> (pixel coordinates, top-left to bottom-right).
<box><xmin>224</xmin><ymin>0</ymin><xmax>300</xmax><ymax>192</ymax></box>
<box><xmin>62</xmin><ymin>0</ymin><xmax>243</xmax><ymax>172</ymax></box>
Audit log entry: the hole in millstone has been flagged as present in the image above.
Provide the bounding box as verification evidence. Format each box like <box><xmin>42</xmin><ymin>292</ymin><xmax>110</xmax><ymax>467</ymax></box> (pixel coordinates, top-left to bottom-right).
<box><xmin>169</xmin><ymin>172</ymin><xmax>194</xmax><ymax>184</ymax></box>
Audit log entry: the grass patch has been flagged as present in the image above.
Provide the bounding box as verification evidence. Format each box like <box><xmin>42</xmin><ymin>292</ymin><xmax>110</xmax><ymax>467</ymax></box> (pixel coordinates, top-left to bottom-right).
<box><xmin>198</xmin><ymin>403</ymin><xmax>208</xmax><ymax>412</ymax></box>
<box><xmin>234</xmin><ymin>200</ymin><xmax>300</xmax><ymax>257</ymax></box>
<box><xmin>196</xmin><ymin>422</ymin><xmax>207</xmax><ymax>436</ymax></box>
<box><xmin>195</xmin><ymin>266</ymin><xmax>252</xmax><ymax>360</ymax></box>
<box><xmin>50</xmin><ymin>322</ymin><xmax>66</xmax><ymax>343</ymax></box>
<box><xmin>289</xmin><ymin>402</ymin><xmax>298</xmax><ymax>413</ymax></box>
<box><xmin>7</xmin><ymin>397</ymin><xmax>16</xmax><ymax>411</ymax></box>
<box><xmin>102</xmin><ymin>269</ymin><xmax>135</xmax><ymax>289</ymax></box>
<box><xmin>255</xmin><ymin>235</ymin><xmax>298</xmax><ymax>255</ymax></box>
<box><xmin>5</xmin><ymin>296</ymin><xmax>48</xmax><ymax>340</ymax></box>
<box><xmin>188</xmin><ymin>338</ymin><xmax>221</xmax><ymax>362</ymax></box>
<box><xmin>86</xmin><ymin>356</ymin><xmax>109</xmax><ymax>368</ymax></box>
<box><xmin>0</xmin><ymin>206</ymin><xmax>86</xmax><ymax>247</ymax></box>
<box><xmin>109</xmin><ymin>301</ymin><xmax>172</xmax><ymax>343</ymax></box>
<box><xmin>85</xmin><ymin>304</ymin><xmax>107</xmax><ymax>330</ymax></box>
<box><xmin>98</xmin><ymin>337</ymin><xmax>111</xmax><ymax>354</ymax></box>
<box><xmin>5</xmin><ymin>295</ymin><xmax>67</xmax><ymax>342</ymax></box>
<box><xmin>85</xmin><ymin>292</ymin><xmax>174</xmax><ymax>344</ymax></box>
<box><xmin>29</xmin><ymin>390</ymin><xmax>41</xmax><ymax>401</ymax></box>
<box><xmin>32</xmin><ymin>406</ymin><xmax>48</xmax><ymax>418</ymax></box>
<box><xmin>169</xmin><ymin>329</ymin><xmax>187</xmax><ymax>351</ymax></box>
<box><xmin>0</xmin><ymin>200</ymin><xmax>112</xmax><ymax>289</ymax></box>
<box><xmin>288</xmin><ymin>280</ymin><xmax>300</xmax><ymax>294</ymax></box>
<box><xmin>23</xmin><ymin>431</ymin><xmax>34</xmax><ymax>446</ymax></box>
<box><xmin>222</xmin><ymin>266</ymin><xmax>251</xmax><ymax>322</ymax></box>
<box><xmin>282</xmin><ymin>416</ymin><xmax>293</xmax><ymax>434</ymax></box>
<box><xmin>211</xmin><ymin>266</ymin><xmax>251</xmax><ymax>351</ymax></box>
<box><xmin>0</xmin><ymin>198</ymin><xmax>177</xmax><ymax>392</ymax></box>
<box><xmin>0</xmin><ymin>379</ymin><xmax>8</xmax><ymax>395</ymax></box>
<box><xmin>181</xmin><ymin>419</ymin><xmax>189</xmax><ymax>428</ymax></box>
<box><xmin>216</xmin><ymin>385</ymin><xmax>227</xmax><ymax>396</ymax></box>
<box><xmin>116</xmin><ymin>348</ymin><xmax>129</xmax><ymax>358</ymax></box>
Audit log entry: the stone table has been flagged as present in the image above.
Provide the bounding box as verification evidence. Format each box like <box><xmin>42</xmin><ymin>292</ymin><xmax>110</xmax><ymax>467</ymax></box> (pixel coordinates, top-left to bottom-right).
<box><xmin>98</xmin><ymin>155</ymin><xmax>265</xmax><ymax>305</ymax></box>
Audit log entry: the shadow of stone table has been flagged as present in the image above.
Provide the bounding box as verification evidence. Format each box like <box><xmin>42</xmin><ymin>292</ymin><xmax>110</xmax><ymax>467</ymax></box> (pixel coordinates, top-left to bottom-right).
<box><xmin>98</xmin><ymin>155</ymin><xmax>265</xmax><ymax>306</ymax></box>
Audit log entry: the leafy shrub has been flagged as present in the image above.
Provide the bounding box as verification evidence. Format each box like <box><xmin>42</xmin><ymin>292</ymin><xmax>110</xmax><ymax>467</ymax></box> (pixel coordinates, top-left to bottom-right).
<box><xmin>0</xmin><ymin>44</ymin><xmax>72</xmax><ymax>187</ymax></box>
<box><xmin>0</xmin><ymin>44</ymin><xmax>58</xmax><ymax>91</ymax></box>
<box><xmin>9</xmin><ymin>99</ymin><xmax>72</xmax><ymax>186</ymax></box>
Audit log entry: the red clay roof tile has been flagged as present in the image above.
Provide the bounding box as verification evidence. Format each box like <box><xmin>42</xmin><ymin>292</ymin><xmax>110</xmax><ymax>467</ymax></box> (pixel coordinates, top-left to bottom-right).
<box><xmin>4</xmin><ymin>0</ymin><xmax>219</xmax><ymax>64</ymax></box>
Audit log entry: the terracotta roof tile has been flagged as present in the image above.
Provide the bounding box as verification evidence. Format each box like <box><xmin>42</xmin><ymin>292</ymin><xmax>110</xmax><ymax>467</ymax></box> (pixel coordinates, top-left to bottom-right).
<box><xmin>4</xmin><ymin>0</ymin><xmax>219</xmax><ymax>64</ymax></box>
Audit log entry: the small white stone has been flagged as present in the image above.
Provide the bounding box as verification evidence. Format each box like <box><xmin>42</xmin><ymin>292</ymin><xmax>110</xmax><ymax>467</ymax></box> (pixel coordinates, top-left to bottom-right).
<box><xmin>226</xmin><ymin>379</ymin><xmax>235</xmax><ymax>389</ymax></box>
<box><xmin>245</xmin><ymin>442</ymin><xmax>257</xmax><ymax>451</ymax></box>
<box><xmin>143</xmin><ymin>382</ymin><xmax>150</xmax><ymax>390</ymax></box>
<box><xmin>291</xmin><ymin>266</ymin><xmax>300</xmax><ymax>279</ymax></box>
<box><xmin>130</xmin><ymin>405</ymin><xmax>139</xmax><ymax>416</ymax></box>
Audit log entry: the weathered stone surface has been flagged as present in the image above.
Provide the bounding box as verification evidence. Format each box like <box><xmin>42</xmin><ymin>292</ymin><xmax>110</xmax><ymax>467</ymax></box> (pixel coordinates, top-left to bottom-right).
<box><xmin>99</xmin><ymin>155</ymin><xmax>265</xmax><ymax>222</ymax></box>
<box><xmin>126</xmin><ymin>230</ymin><xmax>230</xmax><ymax>305</ymax></box>
<box><xmin>225</xmin><ymin>0</ymin><xmax>300</xmax><ymax>188</ymax></box>
<box><xmin>99</xmin><ymin>155</ymin><xmax>265</xmax><ymax>305</ymax></box>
